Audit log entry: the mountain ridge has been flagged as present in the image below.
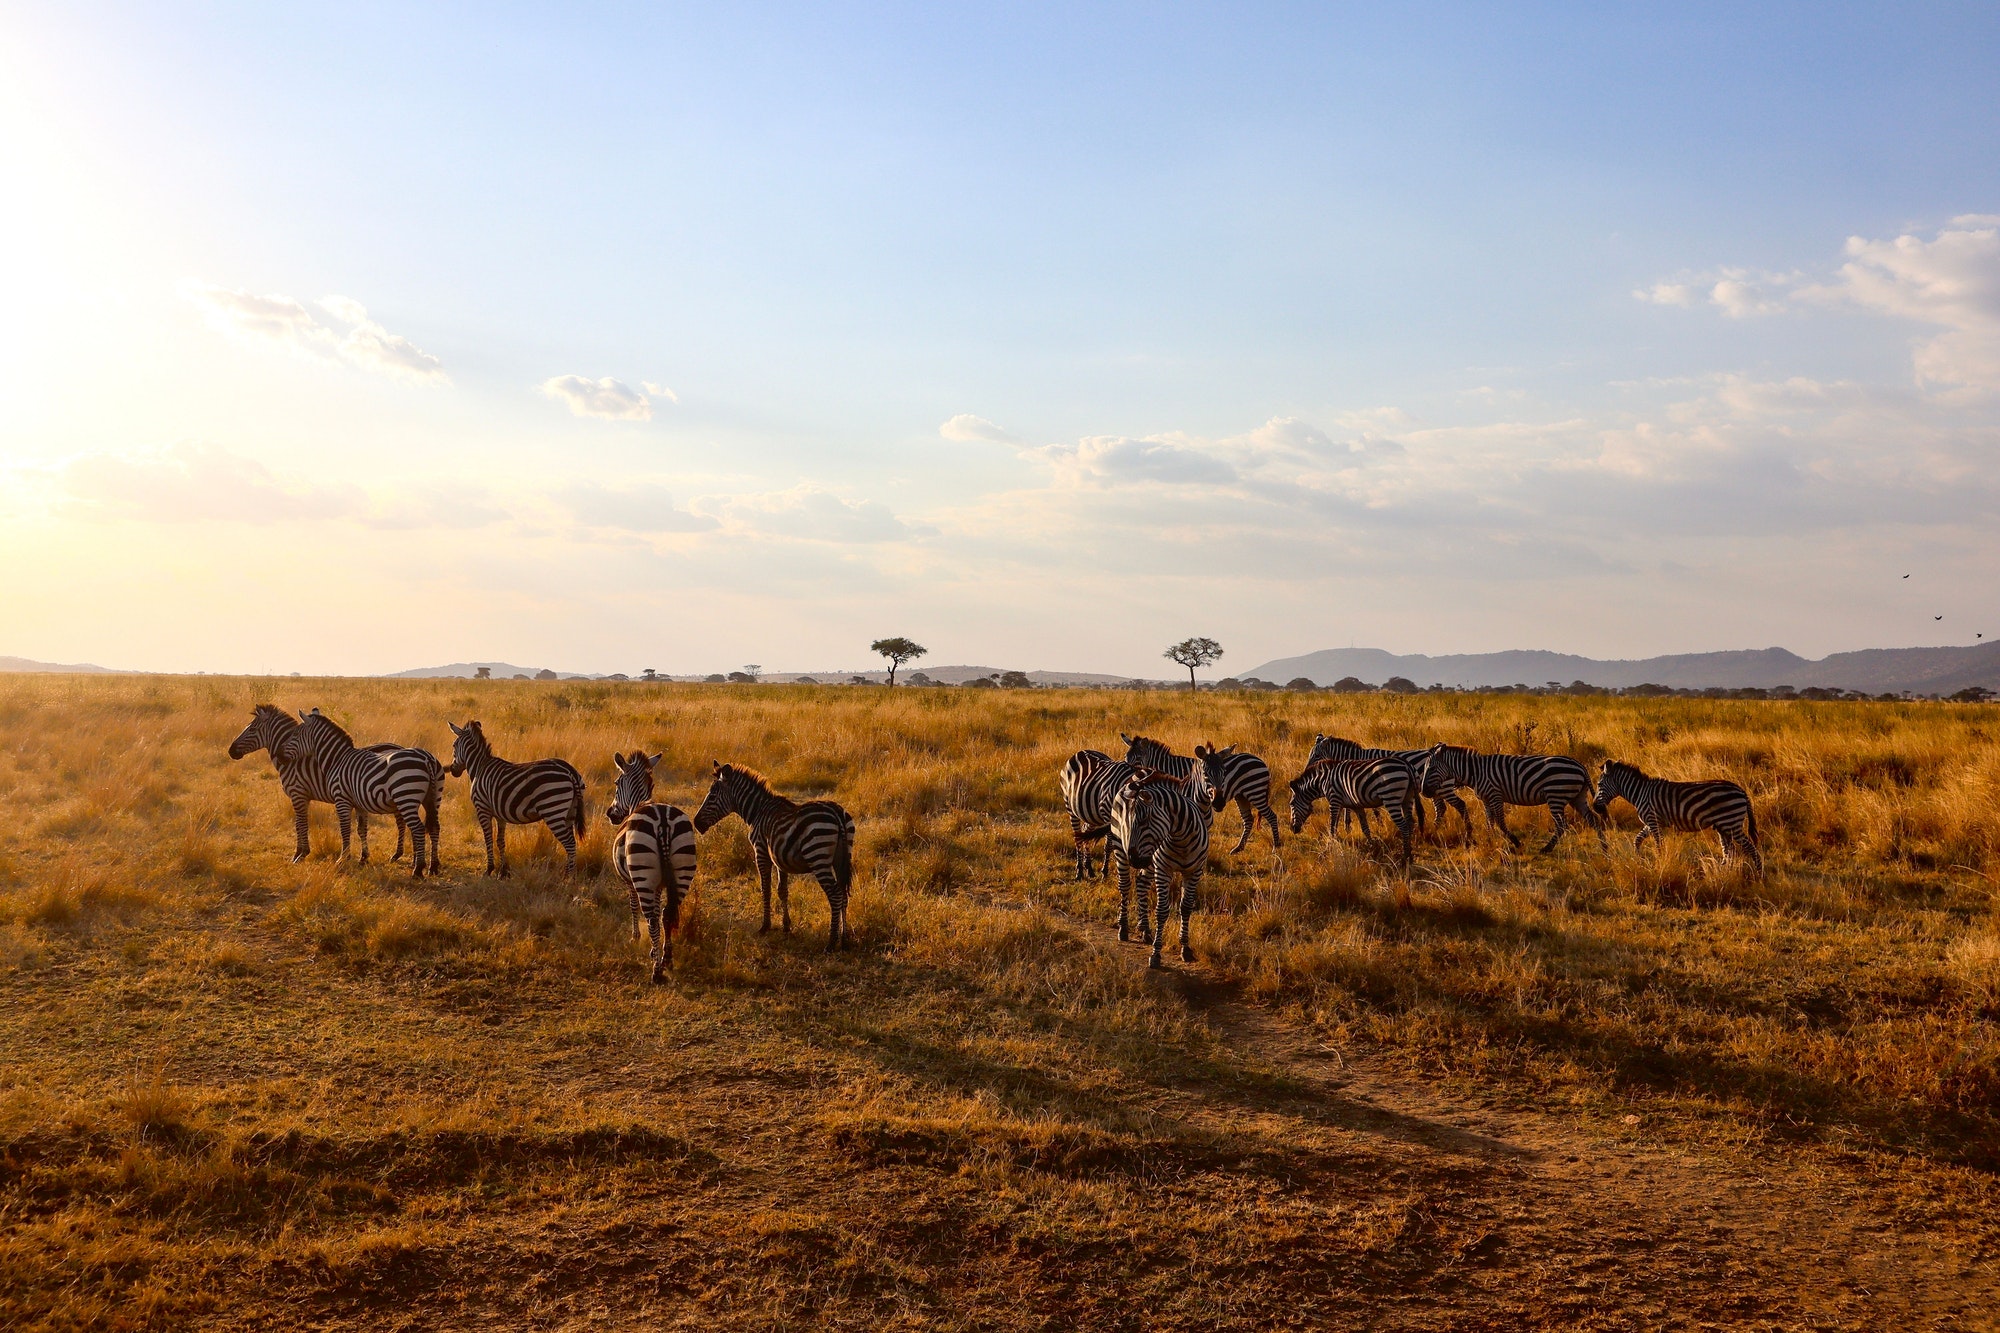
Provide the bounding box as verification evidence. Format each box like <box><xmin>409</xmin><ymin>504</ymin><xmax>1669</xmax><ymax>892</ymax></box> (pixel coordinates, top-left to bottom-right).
<box><xmin>1244</xmin><ymin>644</ymin><xmax>2000</xmax><ymax>695</ymax></box>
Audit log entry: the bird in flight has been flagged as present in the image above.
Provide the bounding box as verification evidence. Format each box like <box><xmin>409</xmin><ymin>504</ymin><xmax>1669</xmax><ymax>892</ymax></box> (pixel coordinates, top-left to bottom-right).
<box><xmin>1903</xmin><ymin>574</ymin><xmax>1911</xmax><ymax>579</ymax></box>
<box><xmin>1935</xmin><ymin>615</ymin><xmax>1944</xmax><ymax>621</ymax></box>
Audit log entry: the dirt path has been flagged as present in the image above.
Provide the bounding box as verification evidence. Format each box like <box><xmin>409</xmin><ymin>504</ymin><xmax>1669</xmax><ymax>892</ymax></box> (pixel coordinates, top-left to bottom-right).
<box><xmin>1135</xmin><ymin>944</ymin><xmax>2000</xmax><ymax>1332</ymax></box>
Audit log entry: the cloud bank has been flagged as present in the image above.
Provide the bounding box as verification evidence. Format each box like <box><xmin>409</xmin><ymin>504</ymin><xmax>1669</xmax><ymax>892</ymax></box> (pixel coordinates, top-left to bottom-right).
<box><xmin>181</xmin><ymin>282</ymin><xmax>448</xmax><ymax>384</ymax></box>
<box><xmin>541</xmin><ymin>375</ymin><xmax>659</xmax><ymax>421</ymax></box>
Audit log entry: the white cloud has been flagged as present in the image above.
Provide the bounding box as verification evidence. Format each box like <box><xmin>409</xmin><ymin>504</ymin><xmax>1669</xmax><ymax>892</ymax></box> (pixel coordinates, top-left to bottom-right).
<box><xmin>1808</xmin><ymin>217</ymin><xmax>2000</xmax><ymax>394</ymax></box>
<box><xmin>641</xmin><ymin>381</ymin><xmax>680</xmax><ymax>404</ymax></box>
<box><xmin>60</xmin><ymin>443</ymin><xmax>366</xmax><ymax>523</ymax></box>
<box><xmin>318</xmin><ymin>296</ymin><xmax>448</xmax><ymax>384</ymax></box>
<box><xmin>541</xmin><ymin>375</ymin><xmax>655</xmax><ymax>421</ymax></box>
<box><xmin>1033</xmin><ymin>433</ymin><xmax>1238</xmax><ymax>488</ymax></box>
<box><xmin>561</xmin><ymin>482</ymin><xmax>717</xmax><ymax>533</ymax></box>
<box><xmin>1635</xmin><ymin>282</ymin><xmax>1694</xmax><ymax>307</ymax></box>
<box><xmin>180</xmin><ymin>281</ymin><xmax>447</xmax><ymax>384</ymax></box>
<box><xmin>940</xmin><ymin>413</ymin><xmax>1019</xmax><ymax>444</ymax></box>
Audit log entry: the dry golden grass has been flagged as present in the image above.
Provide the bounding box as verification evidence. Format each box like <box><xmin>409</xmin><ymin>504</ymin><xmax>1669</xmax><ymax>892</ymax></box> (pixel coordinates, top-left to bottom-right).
<box><xmin>1</xmin><ymin>674</ymin><xmax>1996</xmax><ymax>1329</ymax></box>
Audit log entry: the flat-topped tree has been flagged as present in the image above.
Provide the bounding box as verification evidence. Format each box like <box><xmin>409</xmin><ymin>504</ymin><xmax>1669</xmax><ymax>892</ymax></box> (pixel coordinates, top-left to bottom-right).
<box><xmin>871</xmin><ymin>637</ymin><xmax>927</xmax><ymax>686</ymax></box>
<box><xmin>1164</xmin><ymin>636</ymin><xmax>1223</xmax><ymax>691</ymax></box>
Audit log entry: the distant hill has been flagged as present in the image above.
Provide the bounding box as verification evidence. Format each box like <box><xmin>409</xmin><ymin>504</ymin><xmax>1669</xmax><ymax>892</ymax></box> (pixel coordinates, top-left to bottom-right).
<box><xmin>386</xmin><ymin>662</ymin><xmax>569</xmax><ymax>680</ymax></box>
<box><xmin>1244</xmin><ymin>644</ymin><xmax>2000</xmax><ymax>695</ymax></box>
<box><xmin>0</xmin><ymin>655</ymin><xmax>121</xmax><ymax>674</ymax></box>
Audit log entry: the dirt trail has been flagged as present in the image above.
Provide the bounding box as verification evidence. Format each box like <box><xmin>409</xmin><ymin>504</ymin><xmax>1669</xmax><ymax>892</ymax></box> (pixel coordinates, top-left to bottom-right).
<box><xmin>1129</xmin><ymin>940</ymin><xmax>2000</xmax><ymax>1331</ymax></box>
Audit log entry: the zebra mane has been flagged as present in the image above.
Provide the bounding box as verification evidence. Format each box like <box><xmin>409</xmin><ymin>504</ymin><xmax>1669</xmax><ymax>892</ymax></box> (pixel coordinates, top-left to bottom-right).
<box><xmin>719</xmin><ymin>762</ymin><xmax>777</xmax><ymax>794</ymax></box>
<box><xmin>301</xmin><ymin>708</ymin><xmax>356</xmax><ymax>745</ymax></box>
<box><xmin>1289</xmin><ymin>759</ymin><xmax>1335</xmax><ymax>790</ymax></box>
<box><xmin>252</xmin><ymin>703</ymin><xmax>296</xmax><ymax>730</ymax></box>
<box><xmin>1602</xmin><ymin>758</ymin><xmax>1643</xmax><ymax>778</ymax></box>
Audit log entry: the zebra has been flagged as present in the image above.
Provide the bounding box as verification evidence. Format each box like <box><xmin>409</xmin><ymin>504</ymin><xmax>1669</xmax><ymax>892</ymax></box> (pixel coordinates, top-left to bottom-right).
<box><xmin>607</xmin><ymin>751</ymin><xmax>699</xmax><ymax>981</ymax></box>
<box><xmin>1120</xmin><ymin>733</ymin><xmax>1280</xmax><ymax>854</ymax></box>
<box><xmin>227</xmin><ymin>705</ymin><xmax>417</xmax><ymax>863</ymax></box>
<box><xmin>446</xmin><ymin>719</ymin><xmax>587</xmax><ymax>876</ymax></box>
<box><xmin>1110</xmin><ymin>769</ymin><xmax>1212</xmax><ymax>968</ymax></box>
<box><xmin>1420</xmin><ymin>743</ymin><xmax>1606</xmax><ymax>855</ymax></box>
<box><xmin>1308</xmin><ymin>733</ymin><xmax>1472</xmax><ymax>838</ymax></box>
<box><xmin>281</xmin><ymin>709</ymin><xmax>443</xmax><ymax>877</ymax></box>
<box><xmin>1592</xmin><ymin>760</ymin><xmax>1762</xmax><ymax>869</ymax></box>
<box><xmin>1287</xmin><ymin>757</ymin><xmax>1421</xmax><ymax>866</ymax></box>
<box><xmin>692</xmin><ymin>762</ymin><xmax>857</xmax><ymax>952</ymax></box>
<box><xmin>1059</xmin><ymin>749</ymin><xmax>1137</xmax><ymax>880</ymax></box>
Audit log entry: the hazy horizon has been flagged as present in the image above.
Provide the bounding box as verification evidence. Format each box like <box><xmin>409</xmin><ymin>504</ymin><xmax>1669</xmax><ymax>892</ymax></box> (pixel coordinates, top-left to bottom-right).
<box><xmin>5</xmin><ymin>5</ymin><xmax>1998</xmax><ymax>677</ymax></box>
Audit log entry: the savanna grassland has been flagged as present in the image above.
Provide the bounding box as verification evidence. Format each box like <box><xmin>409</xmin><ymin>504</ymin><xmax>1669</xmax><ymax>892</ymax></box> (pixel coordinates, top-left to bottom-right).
<box><xmin>2</xmin><ymin>673</ymin><xmax>1997</xmax><ymax>1331</ymax></box>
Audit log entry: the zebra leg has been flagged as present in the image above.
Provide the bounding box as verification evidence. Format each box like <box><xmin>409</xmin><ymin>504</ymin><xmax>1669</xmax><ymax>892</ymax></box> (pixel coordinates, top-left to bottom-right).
<box><xmin>662</xmin><ymin>885</ymin><xmax>684</xmax><ymax>972</ymax></box>
<box><xmin>1115</xmin><ymin>844</ymin><xmax>1132</xmax><ymax>942</ymax></box>
<box><xmin>555</xmin><ymin>821</ymin><xmax>578</xmax><ymax>875</ymax></box>
<box><xmin>754</xmin><ymin>844</ymin><xmax>774</xmax><ymax>933</ymax></box>
<box><xmin>1231</xmin><ymin>796</ymin><xmax>1254</xmax><ymax>854</ymax></box>
<box><xmin>1634</xmin><ymin>822</ymin><xmax>1656</xmax><ymax>855</ymax></box>
<box><xmin>1538</xmin><ymin>801</ymin><xmax>1568</xmax><ymax>856</ymax></box>
<box><xmin>334</xmin><ymin>800</ymin><xmax>354</xmax><ymax>861</ymax></box>
<box><xmin>401</xmin><ymin>802</ymin><xmax>426</xmax><ymax>879</ymax></box>
<box><xmin>776</xmin><ymin>870</ymin><xmax>793</xmax><ymax>935</ymax></box>
<box><xmin>495</xmin><ymin>820</ymin><xmax>510</xmax><ymax>878</ymax></box>
<box><xmin>291</xmin><ymin>795</ymin><xmax>312</xmax><ymax>863</ymax></box>
<box><xmin>1149</xmin><ymin>860</ymin><xmax>1173</xmax><ymax>969</ymax></box>
<box><xmin>357</xmin><ymin>810</ymin><xmax>372</xmax><ymax>865</ymax></box>
<box><xmin>1263</xmin><ymin>799</ymin><xmax>1282</xmax><ymax>851</ymax></box>
<box><xmin>1395</xmin><ymin>808</ymin><xmax>1414</xmax><ymax>868</ymax></box>
<box><xmin>1069</xmin><ymin>816</ymin><xmax>1091</xmax><ymax>880</ymax></box>
<box><xmin>1578</xmin><ymin>794</ymin><xmax>1609</xmax><ymax>851</ymax></box>
<box><xmin>813</xmin><ymin>868</ymin><xmax>844</xmax><ymax>952</ymax></box>
<box><xmin>476</xmin><ymin>808</ymin><xmax>496</xmax><ymax>876</ymax></box>
<box><xmin>1446</xmin><ymin>793</ymin><xmax>1473</xmax><ymax>840</ymax></box>
<box><xmin>647</xmin><ymin>896</ymin><xmax>668</xmax><ymax>982</ymax></box>
<box><xmin>1485</xmin><ymin>799</ymin><xmax>1520</xmax><ymax>852</ymax></box>
<box><xmin>392</xmin><ymin>815</ymin><xmax>406</xmax><ymax>862</ymax></box>
<box><xmin>628</xmin><ymin>877</ymin><xmax>642</xmax><ymax>942</ymax></box>
<box><xmin>1178</xmin><ymin>865</ymin><xmax>1202</xmax><ymax>963</ymax></box>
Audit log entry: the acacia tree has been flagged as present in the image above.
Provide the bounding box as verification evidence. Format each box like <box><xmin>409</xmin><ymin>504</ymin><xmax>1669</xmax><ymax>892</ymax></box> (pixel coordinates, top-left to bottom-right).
<box><xmin>871</xmin><ymin>637</ymin><xmax>927</xmax><ymax>686</ymax></box>
<box><xmin>1164</xmin><ymin>636</ymin><xmax>1224</xmax><ymax>691</ymax></box>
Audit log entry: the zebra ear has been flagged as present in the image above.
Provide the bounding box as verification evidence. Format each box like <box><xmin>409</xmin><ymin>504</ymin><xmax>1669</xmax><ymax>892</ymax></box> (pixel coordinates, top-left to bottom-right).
<box><xmin>711</xmin><ymin>759</ymin><xmax>722</xmax><ymax>773</ymax></box>
<box><xmin>1120</xmin><ymin>732</ymin><xmax>1132</xmax><ymax>745</ymax></box>
<box><xmin>613</xmin><ymin>751</ymin><xmax>626</xmax><ymax>767</ymax></box>
<box><xmin>649</xmin><ymin>752</ymin><xmax>663</xmax><ymax>768</ymax></box>
<box><xmin>448</xmin><ymin>721</ymin><xmax>464</xmax><ymax>735</ymax></box>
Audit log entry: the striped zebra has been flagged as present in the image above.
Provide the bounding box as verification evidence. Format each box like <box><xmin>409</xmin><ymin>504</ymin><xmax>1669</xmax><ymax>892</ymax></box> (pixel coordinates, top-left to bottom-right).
<box><xmin>607</xmin><ymin>751</ymin><xmax>699</xmax><ymax>981</ymax></box>
<box><xmin>1287</xmin><ymin>757</ymin><xmax>1421</xmax><ymax>866</ymax></box>
<box><xmin>1120</xmin><ymin>733</ymin><xmax>1280</xmax><ymax>854</ymax></box>
<box><xmin>1592</xmin><ymin>760</ymin><xmax>1762</xmax><ymax>869</ymax></box>
<box><xmin>227</xmin><ymin>705</ymin><xmax>416</xmax><ymax>863</ymax></box>
<box><xmin>1421</xmin><ymin>743</ymin><xmax>1606</xmax><ymax>855</ymax></box>
<box><xmin>446</xmin><ymin>720</ymin><xmax>587</xmax><ymax>877</ymax></box>
<box><xmin>1308</xmin><ymin>733</ymin><xmax>1472</xmax><ymax>837</ymax></box>
<box><xmin>1110</xmin><ymin>769</ymin><xmax>1212</xmax><ymax>968</ymax></box>
<box><xmin>283</xmin><ymin>709</ymin><xmax>443</xmax><ymax>877</ymax></box>
<box><xmin>692</xmin><ymin>762</ymin><xmax>857</xmax><ymax>951</ymax></box>
<box><xmin>1059</xmin><ymin>749</ymin><xmax>1137</xmax><ymax>880</ymax></box>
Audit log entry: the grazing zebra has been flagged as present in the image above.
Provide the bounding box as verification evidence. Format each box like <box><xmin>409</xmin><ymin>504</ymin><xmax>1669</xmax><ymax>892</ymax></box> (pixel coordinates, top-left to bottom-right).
<box><xmin>1287</xmin><ymin>757</ymin><xmax>1421</xmax><ymax>866</ymax></box>
<box><xmin>1592</xmin><ymin>760</ymin><xmax>1762</xmax><ymax>869</ymax></box>
<box><xmin>1120</xmin><ymin>733</ymin><xmax>1280</xmax><ymax>854</ymax></box>
<box><xmin>1059</xmin><ymin>749</ymin><xmax>1137</xmax><ymax>880</ymax></box>
<box><xmin>1420</xmin><ymin>743</ymin><xmax>1606</xmax><ymax>855</ymax></box>
<box><xmin>692</xmin><ymin>762</ymin><xmax>857</xmax><ymax>951</ymax></box>
<box><xmin>446</xmin><ymin>720</ymin><xmax>587</xmax><ymax>876</ymax></box>
<box><xmin>227</xmin><ymin>705</ymin><xmax>415</xmax><ymax>863</ymax></box>
<box><xmin>1308</xmin><ymin>733</ymin><xmax>1472</xmax><ymax>837</ymax></box>
<box><xmin>282</xmin><ymin>710</ymin><xmax>443</xmax><ymax>877</ymax></box>
<box><xmin>1110</xmin><ymin>769</ymin><xmax>1212</xmax><ymax>968</ymax></box>
<box><xmin>607</xmin><ymin>751</ymin><xmax>699</xmax><ymax>980</ymax></box>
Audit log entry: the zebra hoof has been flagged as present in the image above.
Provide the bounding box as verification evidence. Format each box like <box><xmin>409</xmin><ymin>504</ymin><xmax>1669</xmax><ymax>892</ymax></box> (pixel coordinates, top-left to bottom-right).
<box><xmin>1148</xmin><ymin>952</ymin><xmax>1164</xmax><ymax>970</ymax></box>
<box><xmin>650</xmin><ymin>968</ymin><xmax>667</xmax><ymax>985</ymax></box>
<box><xmin>1181</xmin><ymin>945</ymin><xmax>1193</xmax><ymax>963</ymax></box>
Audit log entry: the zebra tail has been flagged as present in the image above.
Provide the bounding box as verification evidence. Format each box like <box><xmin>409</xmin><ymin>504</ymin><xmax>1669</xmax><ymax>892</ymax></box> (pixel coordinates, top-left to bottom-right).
<box><xmin>570</xmin><ymin>777</ymin><xmax>586</xmax><ymax>840</ymax></box>
<box><xmin>834</xmin><ymin>824</ymin><xmax>855</xmax><ymax>895</ymax></box>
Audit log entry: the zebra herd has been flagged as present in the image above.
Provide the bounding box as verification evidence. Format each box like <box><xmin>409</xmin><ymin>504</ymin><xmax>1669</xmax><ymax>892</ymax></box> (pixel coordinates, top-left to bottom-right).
<box><xmin>1062</xmin><ymin>730</ymin><xmax>1762</xmax><ymax>967</ymax></box>
<box><xmin>227</xmin><ymin>707</ymin><xmax>856</xmax><ymax>982</ymax></box>
<box><xmin>229</xmin><ymin>706</ymin><xmax>1759</xmax><ymax>982</ymax></box>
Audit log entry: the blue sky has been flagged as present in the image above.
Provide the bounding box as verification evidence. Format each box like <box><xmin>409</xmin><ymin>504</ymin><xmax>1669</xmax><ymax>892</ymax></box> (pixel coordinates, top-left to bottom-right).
<box><xmin>4</xmin><ymin>3</ymin><xmax>1998</xmax><ymax>675</ymax></box>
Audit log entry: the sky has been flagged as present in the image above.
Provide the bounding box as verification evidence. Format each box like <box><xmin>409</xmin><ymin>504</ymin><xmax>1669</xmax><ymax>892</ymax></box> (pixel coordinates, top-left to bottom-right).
<box><xmin>3</xmin><ymin>2</ymin><xmax>1998</xmax><ymax>677</ymax></box>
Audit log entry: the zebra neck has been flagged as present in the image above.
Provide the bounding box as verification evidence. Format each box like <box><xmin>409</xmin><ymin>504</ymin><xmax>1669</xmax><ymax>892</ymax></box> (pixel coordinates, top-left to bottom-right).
<box><xmin>734</xmin><ymin>781</ymin><xmax>794</xmax><ymax>830</ymax></box>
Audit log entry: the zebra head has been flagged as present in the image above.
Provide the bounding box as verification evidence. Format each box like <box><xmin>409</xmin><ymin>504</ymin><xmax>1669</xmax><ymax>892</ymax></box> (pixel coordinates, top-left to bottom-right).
<box><xmin>446</xmin><ymin>720</ymin><xmax>489</xmax><ymax>777</ymax></box>
<box><xmin>1422</xmin><ymin>742</ymin><xmax>1466</xmax><ymax>784</ymax></box>
<box><xmin>1191</xmin><ymin>742</ymin><xmax>1235</xmax><ymax>811</ymax></box>
<box><xmin>692</xmin><ymin>760</ymin><xmax>738</xmax><ymax>834</ymax></box>
<box><xmin>607</xmin><ymin>750</ymin><xmax>663</xmax><ymax>824</ymax></box>
<box><xmin>1121</xmin><ymin>733</ymin><xmax>1171</xmax><ymax>768</ymax></box>
<box><xmin>1286</xmin><ymin>761</ymin><xmax>1328</xmax><ymax>833</ymax></box>
<box><xmin>228</xmin><ymin>704</ymin><xmax>292</xmax><ymax>760</ymax></box>
<box><xmin>1592</xmin><ymin>759</ymin><xmax>1641</xmax><ymax>817</ymax></box>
